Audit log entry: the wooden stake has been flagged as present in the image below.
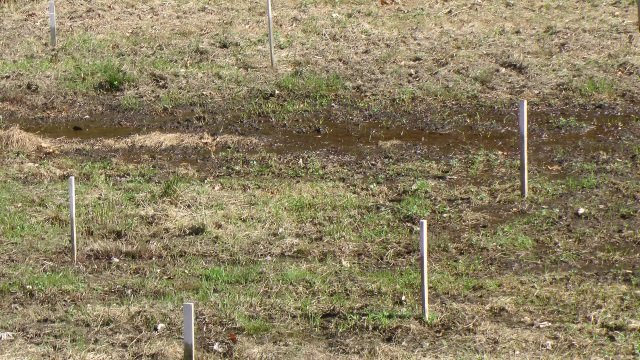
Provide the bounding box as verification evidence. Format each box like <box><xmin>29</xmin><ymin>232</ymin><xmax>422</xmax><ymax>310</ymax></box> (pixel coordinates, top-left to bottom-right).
<box><xmin>420</xmin><ymin>220</ymin><xmax>429</xmax><ymax>321</ymax></box>
<box><xmin>519</xmin><ymin>100</ymin><xmax>528</xmax><ymax>198</ymax></box>
<box><xmin>49</xmin><ymin>0</ymin><xmax>56</xmax><ymax>47</ymax></box>
<box><xmin>183</xmin><ymin>303</ymin><xmax>195</xmax><ymax>360</ymax></box>
<box><xmin>266</xmin><ymin>0</ymin><xmax>275</xmax><ymax>68</ymax></box>
<box><xmin>69</xmin><ymin>176</ymin><xmax>76</xmax><ymax>264</ymax></box>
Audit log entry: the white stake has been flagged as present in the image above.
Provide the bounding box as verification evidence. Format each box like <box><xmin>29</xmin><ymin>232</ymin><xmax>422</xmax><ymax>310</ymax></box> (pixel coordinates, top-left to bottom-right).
<box><xmin>69</xmin><ymin>176</ymin><xmax>76</xmax><ymax>264</ymax></box>
<box><xmin>49</xmin><ymin>0</ymin><xmax>56</xmax><ymax>47</ymax></box>
<box><xmin>183</xmin><ymin>303</ymin><xmax>195</xmax><ymax>360</ymax></box>
<box><xmin>519</xmin><ymin>100</ymin><xmax>528</xmax><ymax>198</ymax></box>
<box><xmin>266</xmin><ymin>0</ymin><xmax>275</xmax><ymax>68</ymax></box>
<box><xmin>420</xmin><ymin>220</ymin><xmax>429</xmax><ymax>321</ymax></box>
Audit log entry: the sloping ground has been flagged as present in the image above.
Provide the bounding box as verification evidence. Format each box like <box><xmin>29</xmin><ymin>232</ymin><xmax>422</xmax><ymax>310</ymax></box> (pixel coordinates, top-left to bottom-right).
<box><xmin>1</xmin><ymin>0</ymin><xmax>640</xmax><ymax>123</ymax></box>
<box><xmin>0</xmin><ymin>114</ymin><xmax>638</xmax><ymax>358</ymax></box>
<box><xmin>1</xmin><ymin>0</ymin><xmax>639</xmax><ymax>358</ymax></box>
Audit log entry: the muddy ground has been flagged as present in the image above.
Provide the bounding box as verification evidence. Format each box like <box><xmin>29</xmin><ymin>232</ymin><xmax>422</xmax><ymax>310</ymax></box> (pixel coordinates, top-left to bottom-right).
<box><xmin>1</xmin><ymin>0</ymin><xmax>640</xmax><ymax>359</ymax></box>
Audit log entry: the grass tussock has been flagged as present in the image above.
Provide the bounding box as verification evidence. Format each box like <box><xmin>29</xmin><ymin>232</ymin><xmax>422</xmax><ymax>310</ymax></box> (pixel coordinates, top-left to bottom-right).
<box><xmin>121</xmin><ymin>132</ymin><xmax>213</xmax><ymax>150</ymax></box>
<box><xmin>99</xmin><ymin>132</ymin><xmax>261</xmax><ymax>153</ymax></box>
<box><xmin>0</xmin><ymin>126</ymin><xmax>51</xmax><ymax>153</ymax></box>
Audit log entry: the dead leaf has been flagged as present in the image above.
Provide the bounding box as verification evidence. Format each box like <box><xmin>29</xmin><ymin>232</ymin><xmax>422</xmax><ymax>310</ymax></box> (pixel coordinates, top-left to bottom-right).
<box><xmin>228</xmin><ymin>332</ymin><xmax>238</xmax><ymax>344</ymax></box>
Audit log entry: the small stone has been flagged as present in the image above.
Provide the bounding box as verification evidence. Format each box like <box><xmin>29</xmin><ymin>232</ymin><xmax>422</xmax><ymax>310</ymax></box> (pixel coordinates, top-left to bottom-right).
<box><xmin>213</xmin><ymin>342</ymin><xmax>226</xmax><ymax>353</ymax></box>
<box><xmin>535</xmin><ymin>321</ymin><xmax>551</xmax><ymax>328</ymax></box>
<box><xmin>110</xmin><ymin>257</ymin><xmax>120</xmax><ymax>263</ymax></box>
<box><xmin>154</xmin><ymin>323</ymin><xmax>166</xmax><ymax>333</ymax></box>
<box><xmin>576</xmin><ymin>208</ymin><xmax>586</xmax><ymax>216</ymax></box>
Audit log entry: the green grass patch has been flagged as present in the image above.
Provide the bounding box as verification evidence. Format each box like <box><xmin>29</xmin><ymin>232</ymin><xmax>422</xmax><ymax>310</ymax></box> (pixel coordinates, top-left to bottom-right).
<box><xmin>0</xmin><ymin>58</ymin><xmax>52</xmax><ymax>74</ymax></box>
<box><xmin>1</xmin><ymin>268</ymin><xmax>85</xmax><ymax>294</ymax></box>
<box><xmin>397</xmin><ymin>194</ymin><xmax>432</xmax><ymax>221</ymax></box>
<box><xmin>201</xmin><ymin>265</ymin><xmax>262</xmax><ymax>286</ymax></box>
<box><xmin>564</xmin><ymin>173</ymin><xmax>599</xmax><ymax>191</ymax></box>
<box><xmin>580</xmin><ymin>78</ymin><xmax>615</xmax><ymax>97</ymax></box>
<box><xmin>474</xmin><ymin>224</ymin><xmax>535</xmax><ymax>251</ymax></box>
<box><xmin>551</xmin><ymin>116</ymin><xmax>590</xmax><ymax>131</ymax></box>
<box><xmin>493</xmin><ymin>225</ymin><xmax>535</xmax><ymax>250</ymax></box>
<box><xmin>278</xmin><ymin>71</ymin><xmax>344</xmax><ymax>98</ymax></box>
<box><xmin>368</xmin><ymin>268</ymin><xmax>420</xmax><ymax>291</ymax></box>
<box><xmin>63</xmin><ymin>59</ymin><xmax>134</xmax><ymax>92</ymax></box>
<box><xmin>0</xmin><ymin>180</ymin><xmax>66</xmax><ymax>244</ymax></box>
<box><xmin>247</xmin><ymin>71</ymin><xmax>346</xmax><ymax>118</ymax></box>
<box><xmin>281</xmin><ymin>266</ymin><xmax>322</xmax><ymax>286</ymax></box>
<box><xmin>239</xmin><ymin>316</ymin><xmax>272</xmax><ymax>335</ymax></box>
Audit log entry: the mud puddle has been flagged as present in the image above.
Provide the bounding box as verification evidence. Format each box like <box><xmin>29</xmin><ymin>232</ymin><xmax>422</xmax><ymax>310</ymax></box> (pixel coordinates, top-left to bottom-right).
<box><xmin>9</xmin><ymin>111</ymin><xmax>636</xmax><ymax>162</ymax></box>
<box><xmin>22</xmin><ymin>121</ymin><xmax>139</xmax><ymax>140</ymax></box>
<box><xmin>267</xmin><ymin>122</ymin><xmax>514</xmax><ymax>155</ymax></box>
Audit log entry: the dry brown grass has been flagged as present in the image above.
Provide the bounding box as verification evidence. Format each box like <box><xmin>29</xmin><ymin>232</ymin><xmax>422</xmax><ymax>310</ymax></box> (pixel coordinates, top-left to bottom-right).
<box><xmin>104</xmin><ymin>132</ymin><xmax>213</xmax><ymax>150</ymax></box>
<box><xmin>0</xmin><ymin>126</ymin><xmax>51</xmax><ymax>153</ymax></box>
<box><xmin>1</xmin><ymin>0</ymin><xmax>639</xmax><ymax>119</ymax></box>
<box><xmin>0</xmin><ymin>127</ymin><xmax>265</xmax><ymax>174</ymax></box>
<box><xmin>99</xmin><ymin>132</ymin><xmax>261</xmax><ymax>153</ymax></box>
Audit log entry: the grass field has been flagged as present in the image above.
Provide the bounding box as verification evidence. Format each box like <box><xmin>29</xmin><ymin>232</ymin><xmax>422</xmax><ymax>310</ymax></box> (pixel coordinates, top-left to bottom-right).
<box><xmin>0</xmin><ymin>119</ymin><xmax>638</xmax><ymax>358</ymax></box>
<box><xmin>1</xmin><ymin>0</ymin><xmax>640</xmax><ymax>359</ymax></box>
<box><xmin>1</xmin><ymin>0</ymin><xmax>640</xmax><ymax>121</ymax></box>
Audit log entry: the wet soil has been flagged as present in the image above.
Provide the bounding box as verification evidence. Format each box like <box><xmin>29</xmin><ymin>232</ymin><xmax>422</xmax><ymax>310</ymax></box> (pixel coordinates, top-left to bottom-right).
<box><xmin>10</xmin><ymin>109</ymin><xmax>636</xmax><ymax>169</ymax></box>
